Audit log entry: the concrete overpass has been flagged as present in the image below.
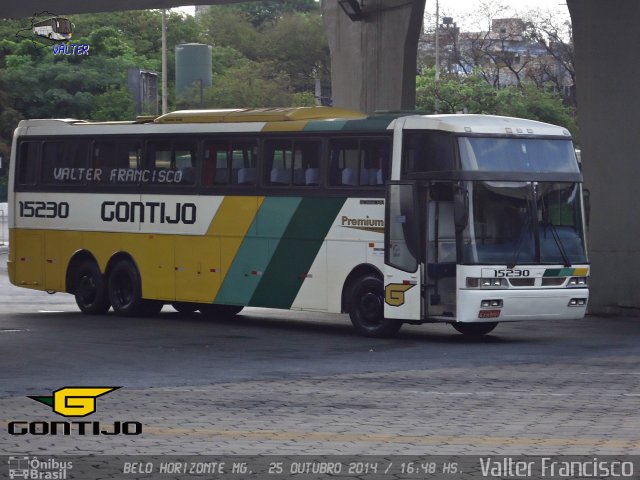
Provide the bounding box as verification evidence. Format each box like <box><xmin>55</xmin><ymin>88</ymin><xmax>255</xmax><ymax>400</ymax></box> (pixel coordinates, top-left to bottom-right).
<box><xmin>3</xmin><ymin>0</ymin><xmax>639</xmax><ymax>315</ymax></box>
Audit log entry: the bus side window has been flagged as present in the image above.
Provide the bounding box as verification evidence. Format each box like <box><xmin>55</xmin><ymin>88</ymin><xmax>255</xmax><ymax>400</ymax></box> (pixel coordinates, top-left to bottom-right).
<box><xmin>18</xmin><ymin>142</ymin><xmax>39</xmax><ymax>186</ymax></box>
<box><xmin>202</xmin><ymin>140</ymin><xmax>228</xmax><ymax>186</ymax></box>
<box><xmin>174</xmin><ymin>140</ymin><xmax>196</xmax><ymax>185</ymax></box>
<box><xmin>402</xmin><ymin>131</ymin><xmax>455</xmax><ymax>174</ymax></box>
<box><xmin>360</xmin><ymin>139</ymin><xmax>390</xmax><ymax>186</ymax></box>
<box><xmin>328</xmin><ymin>138</ymin><xmax>359</xmax><ymax>187</ymax></box>
<box><xmin>41</xmin><ymin>140</ymin><xmax>87</xmax><ymax>185</ymax></box>
<box><xmin>230</xmin><ymin>140</ymin><xmax>257</xmax><ymax>185</ymax></box>
<box><xmin>293</xmin><ymin>140</ymin><xmax>320</xmax><ymax>186</ymax></box>
<box><xmin>146</xmin><ymin>139</ymin><xmax>196</xmax><ymax>185</ymax></box>
<box><xmin>264</xmin><ymin>139</ymin><xmax>293</xmax><ymax>185</ymax></box>
<box><xmin>93</xmin><ymin>139</ymin><xmax>141</xmax><ymax>185</ymax></box>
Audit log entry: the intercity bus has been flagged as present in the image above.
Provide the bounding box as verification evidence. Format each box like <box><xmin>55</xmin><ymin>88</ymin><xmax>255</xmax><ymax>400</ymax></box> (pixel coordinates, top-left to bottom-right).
<box><xmin>7</xmin><ymin>107</ymin><xmax>589</xmax><ymax>337</ymax></box>
<box><xmin>32</xmin><ymin>17</ymin><xmax>73</xmax><ymax>41</ymax></box>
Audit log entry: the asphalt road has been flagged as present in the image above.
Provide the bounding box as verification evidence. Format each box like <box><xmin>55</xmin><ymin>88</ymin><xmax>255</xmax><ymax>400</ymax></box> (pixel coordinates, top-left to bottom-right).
<box><xmin>1</xmin><ymin>243</ymin><xmax>640</xmax><ymax>458</ymax></box>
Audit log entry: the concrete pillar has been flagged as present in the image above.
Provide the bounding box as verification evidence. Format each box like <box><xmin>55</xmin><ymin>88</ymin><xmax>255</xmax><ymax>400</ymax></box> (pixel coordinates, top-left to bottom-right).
<box><xmin>568</xmin><ymin>0</ymin><xmax>640</xmax><ymax>314</ymax></box>
<box><xmin>321</xmin><ymin>0</ymin><xmax>426</xmax><ymax>114</ymax></box>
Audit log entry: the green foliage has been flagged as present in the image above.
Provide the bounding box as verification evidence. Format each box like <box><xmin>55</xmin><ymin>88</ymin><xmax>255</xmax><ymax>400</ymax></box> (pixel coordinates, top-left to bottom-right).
<box><xmin>91</xmin><ymin>87</ymin><xmax>134</xmax><ymax>121</ymax></box>
<box><xmin>201</xmin><ymin>61</ymin><xmax>295</xmax><ymax>108</ymax></box>
<box><xmin>259</xmin><ymin>13</ymin><xmax>329</xmax><ymax>92</ymax></box>
<box><xmin>417</xmin><ymin>68</ymin><xmax>498</xmax><ymax>114</ymax></box>
<box><xmin>216</xmin><ymin>0</ymin><xmax>319</xmax><ymax>28</ymax></box>
<box><xmin>200</xmin><ymin>9</ymin><xmax>260</xmax><ymax>60</ymax></box>
<box><xmin>495</xmin><ymin>84</ymin><xmax>578</xmax><ymax>137</ymax></box>
<box><xmin>416</xmin><ymin>68</ymin><xmax>578</xmax><ymax>138</ymax></box>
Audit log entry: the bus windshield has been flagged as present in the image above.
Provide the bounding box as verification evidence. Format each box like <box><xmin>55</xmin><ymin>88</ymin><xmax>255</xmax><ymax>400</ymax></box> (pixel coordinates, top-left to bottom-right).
<box><xmin>458</xmin><ymin>137</ymin><xmax>579</xmax><ymax>173</ymax></box>
<box><xmin>462</xmin><ymin>181</ymin><xmax>587</xmax><ymax>265</ymax></box>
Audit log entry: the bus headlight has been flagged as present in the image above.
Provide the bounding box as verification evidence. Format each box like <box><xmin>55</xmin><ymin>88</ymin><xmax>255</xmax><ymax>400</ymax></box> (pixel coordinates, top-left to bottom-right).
<box><xmin>568</xmin><ymin>276</ymin><xmax>588</xmax><ymax>287</ymax></box>
<box><xmin>466</xmin><ymin>278</ymin><xmax>507</xmax><ymax>288</ymax></box>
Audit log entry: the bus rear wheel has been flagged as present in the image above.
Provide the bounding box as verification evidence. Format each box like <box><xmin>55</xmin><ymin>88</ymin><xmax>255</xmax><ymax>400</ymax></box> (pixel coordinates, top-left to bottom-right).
<box><xmin>348</xmin><ymin>275</ymin><xmax>402</xmax><ymax>338</ymax></box>
<box><xmin>199</xmin><ymin>304</ymin><xmax>243</xmax><ymax>318</ymax></box>
<box><xmin>73</xmin><ymin>260</ymin><xmax>110</xmax><ymax>315</ymax></box>
<box><xmin>452</xmin><ymin>322</ymin><xmax>498</xmax><ymax>336</ymax></box>
<box><xmin>108</xmin><ymin>259</ymin><xmax>157</xmax><ymax>317</ymax></box>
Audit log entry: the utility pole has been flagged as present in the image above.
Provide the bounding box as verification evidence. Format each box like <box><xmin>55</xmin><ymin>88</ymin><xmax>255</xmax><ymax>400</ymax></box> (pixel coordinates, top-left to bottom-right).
<box><xmin>161</xmin><ymin>9</ymin><xmax>168</xmax><ymax>114</ymax></box>
<box><xmin>435</xmin><ymin>0</ymin><xmax>440</xmax><ymax>81</ymax></box>
<box><xmin>434</xmin><ymin>0</ymin><xmax>440</xmax><ymax>113</ymax></box>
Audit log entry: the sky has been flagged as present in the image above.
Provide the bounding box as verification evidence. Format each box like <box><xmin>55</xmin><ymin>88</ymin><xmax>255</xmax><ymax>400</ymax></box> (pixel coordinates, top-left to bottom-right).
<box><xmin>175</xmin><ymin>1</ymin><xmax>571</xmax><ymax>31</ymax></box>
<box><xmin>425</xmin><ymin>0</ymin><xmax>570</xmax><ymax>30</ymax></box>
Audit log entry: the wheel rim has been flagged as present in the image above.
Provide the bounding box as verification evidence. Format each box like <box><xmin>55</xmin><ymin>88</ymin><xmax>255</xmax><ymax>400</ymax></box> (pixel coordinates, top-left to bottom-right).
<box><xmin>357</xmin><ymin>290</ymin><xmax>383</xmax><ymax>327</ymax></box>
<box><xmin>113</xmin><ymin>271</ymin><xmax>134</xmax><ymax>308</ymax></box>
<box><xmin>77</xmin><ymin>274</ymin><xmax>96</xmax><ymax>306</ymax></box>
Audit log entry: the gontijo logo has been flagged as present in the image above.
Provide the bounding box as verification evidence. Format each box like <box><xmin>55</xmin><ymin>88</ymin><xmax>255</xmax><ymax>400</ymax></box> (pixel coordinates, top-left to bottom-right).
<box><xmin>29</xmin><ymin>387</ymin><xmax>120</xmax><ymax>417</ymax></box>
<box><xmin>8</xmin><ymin>387</ymin><xmax>142</xmax><ymax>436</ymax></box>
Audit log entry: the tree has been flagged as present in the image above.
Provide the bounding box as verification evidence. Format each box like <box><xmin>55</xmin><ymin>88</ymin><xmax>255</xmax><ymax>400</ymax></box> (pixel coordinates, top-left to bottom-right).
<box><xmin>218</xmin><ymin>0</ymin><xmax>319</xmax><ymax>28</ymax></box>
<box><xmin>521</xmin><ymin>8</ymin><xmax>575</xmax><ymax>104</ymax></box>
<box><xmin>195</xmin><ymin>61</ymin><xmax>296</xmax><ymax>108</ymax></box>
<box><xmin>416</xmin><ymin>67</ymin><xmax>578</xmax><ymax>138</ymax></box>
<box><xmin>259</xmin><ymin>13</ymin><xmax>329</xmax><ymax>92</ymax></box>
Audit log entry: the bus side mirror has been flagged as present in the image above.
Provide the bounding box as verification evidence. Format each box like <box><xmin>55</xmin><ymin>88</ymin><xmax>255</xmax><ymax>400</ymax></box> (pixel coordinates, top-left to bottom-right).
<box><xmin>453</xmin><ymin>186</ymin><xmax>469</xmax><ymax>232</ymax></box>
<box><xmin>583</xmin><ymin>188</ymin><xmax>590</xmax><ymax>231</ymax></box>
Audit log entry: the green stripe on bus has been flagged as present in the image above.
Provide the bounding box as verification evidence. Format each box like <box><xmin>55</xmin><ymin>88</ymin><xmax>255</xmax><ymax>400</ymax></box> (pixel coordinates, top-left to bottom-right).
<box><xmin>215</xmin><ymin>197</ymin><xmax>302</xmax><ymax>306</ymax></box>
<box><xmin>543</xmin><ymin>268</ymin><xmax>575</xmax><ymax>277</ymax></box>
<box><xmin>342</xmin><ymin>116</ymin><xmax>397</xmax><ymax>131</ymax></box>
<box><xmin>249</xmin><ymin>197</ymin><xmax>346</xmax><ymax>309</ymax></box>
<box><xmin>303</xmin><ymin>120</ymin><xmax>350</xmax><ymax>131</ymax></box>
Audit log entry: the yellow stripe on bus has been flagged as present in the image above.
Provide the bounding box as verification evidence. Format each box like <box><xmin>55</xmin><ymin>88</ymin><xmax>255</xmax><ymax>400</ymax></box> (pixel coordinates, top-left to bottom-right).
<box><xmin>206</xmin><ymin>196</ymin><xmax>265</xmax><ymax>300</ymax></box>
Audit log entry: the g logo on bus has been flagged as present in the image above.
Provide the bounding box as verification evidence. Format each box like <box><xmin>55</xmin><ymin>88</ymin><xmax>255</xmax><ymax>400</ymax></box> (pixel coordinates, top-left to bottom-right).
<box><xmin>385</xmin><ymin>283</ymin><xmax>415</xmax><ymax>307</ymax></box>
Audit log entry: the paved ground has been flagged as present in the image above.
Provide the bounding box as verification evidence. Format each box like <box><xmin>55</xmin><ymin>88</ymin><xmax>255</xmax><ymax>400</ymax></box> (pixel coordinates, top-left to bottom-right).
<box><xmin>1</xmin><ymin>235</ymin><xmax>640</xmax><ymax>458</ymax></box>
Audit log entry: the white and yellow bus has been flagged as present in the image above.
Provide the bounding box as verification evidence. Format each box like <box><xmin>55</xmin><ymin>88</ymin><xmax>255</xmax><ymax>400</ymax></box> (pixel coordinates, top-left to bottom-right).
<box><xmin>7</xmin><ymin>107</ymin><xmax>589</xmax><ymax>337</ymax></box>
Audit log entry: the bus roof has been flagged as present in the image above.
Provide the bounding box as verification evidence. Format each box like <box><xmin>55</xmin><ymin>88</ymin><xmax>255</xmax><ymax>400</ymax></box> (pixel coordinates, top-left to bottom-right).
<box><xmin>15</xmin><ymin>109</ymin><xmax>571</xmax><ymax>138</ymax></box>
<box><xmin>153</xmin><ymin>106</ymin><xmax>366</xmax><ymax>123</ymax></box>
<box><xmin>403</xmin><ymin>114</ymin><xmax>571</xmax><ymax>137</ymax></box>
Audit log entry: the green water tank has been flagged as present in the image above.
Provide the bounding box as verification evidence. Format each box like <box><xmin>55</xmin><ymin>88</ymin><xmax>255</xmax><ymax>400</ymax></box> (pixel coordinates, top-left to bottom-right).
<box><xmin>175</xmin><ymin>43</ymin><xmax>212</xmax><ymax>96</ymax></box>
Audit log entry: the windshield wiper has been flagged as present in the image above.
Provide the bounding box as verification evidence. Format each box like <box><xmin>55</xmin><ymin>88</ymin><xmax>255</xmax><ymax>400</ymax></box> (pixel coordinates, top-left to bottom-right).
<box><xmin>543</xmin><ymin>221</ymin><xmax>571</xmax><ymax>267</ymax></box>
<box><xmin>507</xmin><ymin>189</ymin><xmax>534</xmax><ymax>269</ymax></box>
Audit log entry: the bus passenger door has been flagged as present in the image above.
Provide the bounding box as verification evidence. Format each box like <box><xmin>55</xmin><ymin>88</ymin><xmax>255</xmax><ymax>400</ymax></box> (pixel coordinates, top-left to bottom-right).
<box><xmin>424</xmin><ymin>183</ymin><xmax>457</xmax><ymax>319</ymax></box>
<box><xmin>384</xmin><ymin>181</ymin><xmax>422</xmax><ymax>321</ymax></box>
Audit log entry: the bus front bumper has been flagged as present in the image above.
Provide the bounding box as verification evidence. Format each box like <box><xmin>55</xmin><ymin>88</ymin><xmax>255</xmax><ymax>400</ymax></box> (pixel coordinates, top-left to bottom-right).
<box><xmin>457</xmin><ymin>288</ymin><xmax>589</xmax><ymax>323</ymax></box>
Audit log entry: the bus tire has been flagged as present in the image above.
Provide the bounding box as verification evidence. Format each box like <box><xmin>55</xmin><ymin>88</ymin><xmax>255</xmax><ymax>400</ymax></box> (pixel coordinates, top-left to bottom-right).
<box><xmin>348</xmin><ymin>275</ymin><xmax>402</xmax><ymax>337</ymax></box>
<box><xmin>452</xmin><ymin>322</ymin><xmax>498</xmax><ymax>336</ymax></box>
<box><xmin>108</xmin><ymin>259</ymin><xmax>147</xmax><ymax>317</ymax></box>
<box><xmin>199</xmin><ymin>304</ymin><xmax>243</xmax><ymax>318</ymax></box>
<box><xmin>172</xmin><ymin>302</ymin><xmax>199</xmax><ymax>314</ymax></box>
<box><xmin>73</xmin><ymin>260</ymin><xmax>110</xmax><ymax>315</ymax></box>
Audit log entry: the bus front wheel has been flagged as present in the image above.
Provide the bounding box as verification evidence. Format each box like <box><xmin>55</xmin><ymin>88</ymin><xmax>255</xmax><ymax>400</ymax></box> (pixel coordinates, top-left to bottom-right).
<box><xmin>348</xmin><ymin>275</ymin><xmax>402</xmax><ymax>337</ymax></box>
<box><xmin>452</xmin><ymin>322</ymin><xmax>498</xmax><ymax>336</ymax></box>
<box><xmin>74</xmin><ymin>260</ymin><xmax>110</xmax><ymax>315</ymax></box>
<box><xmin>108</xmin><ymin>259</ymin><xmax>153</xmax><ymax>317</ymax></box>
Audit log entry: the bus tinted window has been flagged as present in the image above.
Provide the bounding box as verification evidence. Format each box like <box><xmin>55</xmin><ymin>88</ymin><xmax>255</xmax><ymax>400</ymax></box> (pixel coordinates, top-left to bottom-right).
<box><xmin>360</xmin><ymin>139</ymin><xmax>389</xmax><ymax>186</ymax></box>
<box><xmin>146</xmin><ymin>139</ymin><xmax>196</xmax><ymax>185</ymax></box>
<box><xmin>41</xmin><ymin>140</ymin><xmax>88</xmax><ymax>185</ymax></box>
<box><xmin>458</xmin><ymin>137</ymin><xmax>579</xmax><ymax>173</ymax></box>
<box><xmin>93</xmin><ymin>139</ymin><xmax>142</xmax><ymax>185</ymax></box>
<box><xmin>203</xmin><ymin>139</ymin><xmax>257</xmax><ymax>186</ymax></box>
<box><xmin>18</xmin><ymin>142</ymin><xmax>38</xmax><ymax>185</ymax></box>
<box><xmin>329</xmin><ymin>138</ymin><xmax>389</xmax><ymax>187</ymax></box>
<box><xmin>403</xmin><ymin>131</ymin><xmax>455</xmax><ymax>173</ymax></box>
<box><xmin>264</xmin><ymin>139</ymin><xmax>320</xmax><ymax>186</ymax></box>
